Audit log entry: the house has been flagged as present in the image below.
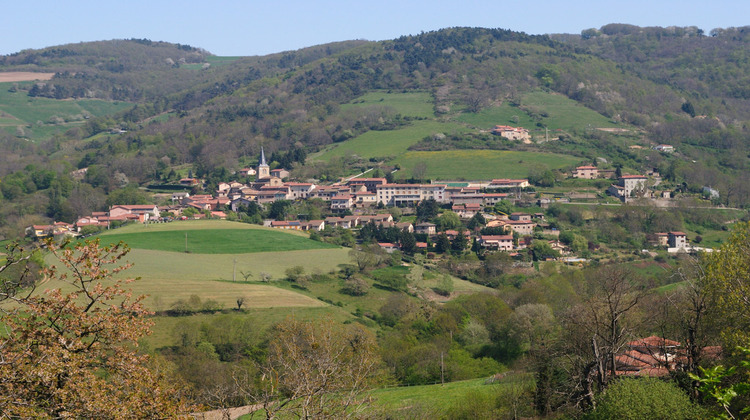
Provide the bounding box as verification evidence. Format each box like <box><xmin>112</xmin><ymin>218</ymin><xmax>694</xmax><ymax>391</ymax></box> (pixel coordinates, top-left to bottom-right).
<box><xmin>608</xmin><ymin>175</ymin><xmax>648</xmax><ymax>202</ymax></box>
<box><xmin>304</xmin><ymin>220</ymin><xmax>326</xmax><ymax>231</ymax></box>
<box><xmin>654</xmin><ymin>144</ymin><xmax>674</xmax><ymax>153</ymax></box>
<box><xmin>510</xmin><ymin>212</ymin><xmax>532</xmax><ymax>222</ymax></box>
<box><xmin>359</xmin><ymin>214</ymin><xmax>394</xmax><ymax>225</ymax></box>
<box><xmin>330</xmin><ymin>195</ymin><xmax>354</xmax><ymax>211</ymax></box>
<box><xmin>179</xmin><ymin>178</ymin><xmax>200</xmax><ymax>187</ymax></box>
<box><xmin>573</xmin><ymin>166</ymin><xmax>599</xmax><ymax>179</ymax></box>
<box><xmin>346</xmin><ymin>177</ymin><xmax>387</xmax><ymax>193</ymax></box>
<box><xmin>378</xmin><ymin>242</ymin><xmax>400</xmax><ymax>253</ymax></box>
<box><xmin>270</xmin><ymin>168</ymin><xmax>290</xmax><ymax>179</ymax></box>
<box><xmin>491</xmin><ymin>125</ymin><xmax>531</xmax><ymax>142</ymax></box>
<box><xmin>286</xmin><ymin>183</ymin><xmax>316</xmax><ymax>199</ymax></box>
<box><xmin>109</xmin><ymin>205</ymin><xmax>160</xmax><ymax>221</ymax></box>
<box><xmin>172</xmin><ymin>192</ymin><xmax>190</xmax><ymax>202</ymax></box>
<box><xmin>238</xmin><ymin>168</ymin><xmax>256</xmax><ymax>177</ymax></box>
<box><xmin>653</xmin><ymin>232</ymin><xmax>669</xmax><ymax>247</ymax></box>
<box><xmin>506</xmin><ymin>220</ymin><xmax>535</xmax><ymax>236</ymax></box>
<box><xmin>353</xmin><ymin>191</ymin><xmax>377</xmax><ymax>207</ymax></box>
<box><xmin>668</xmin><ymin>232</ymin><xmax>688</xmax><ymax>249</ymax></box>
<box><xmin>395</xmin><ymin>222</ymin><xmax>414</xmax><ymax>233</ymax></box>
<box><xmin>488</xmin><ymin>179</ymin><xmax>530</xmax><ymax>189</ymax></box>
<box><xmin>414</xmin><ymin>223</ymin><xmax>437</xmax><ymax>235</ymax></box>
<box><xmin>479</xmin><ymin>235</ymin><xmax>514</xmax><ymax>251</ymax></box>
<box><xmin>270</xmin><ymin>220</ymin><xmax>302</xmax><ymax>230</ymax></box>
<box><xmin>616</xmin><ymin>336</ymin><xmax>682</xmax><ymax>377</ymax></box>
<box><xmin>452</xmin><ymin>203</ymin><xmax>481</xmax><ymax>218</ymax></box>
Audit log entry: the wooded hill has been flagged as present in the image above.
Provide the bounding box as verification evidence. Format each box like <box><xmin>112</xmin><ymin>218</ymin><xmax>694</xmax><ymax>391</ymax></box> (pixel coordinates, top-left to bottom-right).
<box><xmin>2</xmin><ymin>26</ymin><xmax>750</xmax><ymax>236</ymax></box>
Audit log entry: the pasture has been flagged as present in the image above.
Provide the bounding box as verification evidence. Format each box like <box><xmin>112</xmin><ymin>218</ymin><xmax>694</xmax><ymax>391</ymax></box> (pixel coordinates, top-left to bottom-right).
<box><xmin>342</xmin><ymin>90</ymin><xmax>435</xmax><ymax>118</ymax></box>
<box><xmin>317</xmin><ymin>120</ymin><xmax>469</xmax><ymax>161</ymax></box>
<box><xmin>394</xmin><ymin>149</ymin><xmax>581</xmax><ymax>180</ymax></box>
<box><xmin>41</xmin><ymin>221</ymin><xmax>351</xmax><ymax>309</ymax></box>
<box><xmin>0</xmin><ymin>82</ymin><xmax>132</xmax><ymax>141</ymax></box>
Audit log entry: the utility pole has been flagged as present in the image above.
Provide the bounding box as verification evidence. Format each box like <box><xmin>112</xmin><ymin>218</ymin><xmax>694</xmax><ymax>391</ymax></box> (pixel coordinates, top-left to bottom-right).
<box><xmin>233</xmin><ymin>258</ymin><xmax>237</xmax><ymax>282</ymax></box>
<box><xmin>184</xmin><ymin>232</ymin><xmax>188</xmax><ymax>253</ymax></box>
<box><xmin>441</xmin><ymin>352</ymin><xmax>445</xmax><ymax>385</ymax></box>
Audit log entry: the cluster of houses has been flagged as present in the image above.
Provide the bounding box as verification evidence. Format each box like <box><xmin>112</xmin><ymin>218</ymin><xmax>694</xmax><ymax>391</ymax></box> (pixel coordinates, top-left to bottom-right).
<box><xmin>572</xmin><ymin>165</ymin><xmax>671</xmax><ymax>203</ymax></box>
<box><xmin>615</xmin><ymin>336</ymin><xmax>721</xmax><ymax>377</ymax></box>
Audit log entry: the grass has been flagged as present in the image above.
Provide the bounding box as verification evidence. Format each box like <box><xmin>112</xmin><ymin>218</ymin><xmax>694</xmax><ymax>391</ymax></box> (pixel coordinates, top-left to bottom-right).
<box><xmin>342</xmin><ymin>90</ymin><xmax>435</xmax><ymax>118</ymax></box>
<box><xmin>146</xmin><ymin>306</ymin><xmax>354</xmax><ymax>349</ymax></box>
<box><xmin>97</xmin><ymin>229</ymin><xmax>337</xmax><ymax>254</ymax></box>
<box><xmin>393</xmin><ymin>149</ymin><xmax>582</xmax><ymax>180</ymax></box>
<box><xmin>365</xmin><ymin>374</ymin><xmax>533</xmax><ymax>414</ymax></box>
<box><xmin>0</xmin><ymin>82</ymin><xmax>132</xmax><ymax>141</ymax></box>
<box><xmin>456</xmin><ymin>102</ymin><xmax>539</xmax><ymax>130</ymax></box>
<box><xmin>317</xmin><ymin>120</ymin><xmax>467</xmax><ymax>161</ymax></box>
<box><xmin>521</xmin><ymin>91</ymin><xmax>623</xmax><ymax>131</ymax></box>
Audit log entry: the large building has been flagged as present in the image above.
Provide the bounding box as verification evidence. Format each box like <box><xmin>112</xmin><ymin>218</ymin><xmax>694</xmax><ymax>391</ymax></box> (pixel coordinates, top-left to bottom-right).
<box><xmin>375</xmin><ymin>184</ymin><xmax>447</xmax><ymax>206</ymax></box>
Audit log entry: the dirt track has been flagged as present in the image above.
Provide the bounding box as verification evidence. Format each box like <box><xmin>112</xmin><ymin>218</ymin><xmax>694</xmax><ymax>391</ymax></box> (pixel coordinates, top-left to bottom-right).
<box><xmin>0</xmin><ymin>72</ymin><xmax>55</xmax><ymax>82</ymax></box>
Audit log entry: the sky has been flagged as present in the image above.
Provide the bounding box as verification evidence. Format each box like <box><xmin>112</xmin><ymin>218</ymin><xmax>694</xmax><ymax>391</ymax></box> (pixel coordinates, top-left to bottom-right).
<box><xmin>3</xmin><ymin>0</ymin><xmax>750</xmax><ymax>56</ymax></box>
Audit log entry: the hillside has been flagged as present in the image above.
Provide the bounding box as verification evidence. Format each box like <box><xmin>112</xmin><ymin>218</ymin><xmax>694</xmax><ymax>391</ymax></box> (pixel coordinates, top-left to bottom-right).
<box><xmin>2</xmin><ymin>26</ymin><xmax>750</xmax><ymax>234</ymax></box>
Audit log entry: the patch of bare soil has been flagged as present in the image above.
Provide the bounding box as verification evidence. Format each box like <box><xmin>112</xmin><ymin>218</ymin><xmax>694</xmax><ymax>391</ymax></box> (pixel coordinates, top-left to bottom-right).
<box><xmin>0</xmin><ymin>72</ymin><xmax>55</xmax><ymax>82</ymax></box>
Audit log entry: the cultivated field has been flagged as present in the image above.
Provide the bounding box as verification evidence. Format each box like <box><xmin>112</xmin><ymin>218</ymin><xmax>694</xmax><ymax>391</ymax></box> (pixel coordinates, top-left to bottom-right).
<box><xmin>317</xmin><ymin>119</ymin><xmax>467</xmax><ymax>161</ymax></box>
<box><xmin>41</xmin><ymin>220</ymin><xmax>351</xmax><ymax>309</ymax></box>
<box><xmin>0</xmin><ymin>72</ymin><xmax>55</xmax><ymax>82</ymax></box>
<box><xmin>394</xmin><ymin>149</ymin><xmax>582</xmax><ymax>180</ymax></box>
<box><xmin>341</xmin><ymin>90</ymin><xmax>436</xmax><ymax>118</ymax></box>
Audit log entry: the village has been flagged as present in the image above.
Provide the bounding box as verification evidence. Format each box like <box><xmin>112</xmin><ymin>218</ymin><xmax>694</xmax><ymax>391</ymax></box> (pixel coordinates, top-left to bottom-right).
<box><xmin>30</xmin><ymin>143</ymin><xmax>710</xmax><ymax>259</ymax></box>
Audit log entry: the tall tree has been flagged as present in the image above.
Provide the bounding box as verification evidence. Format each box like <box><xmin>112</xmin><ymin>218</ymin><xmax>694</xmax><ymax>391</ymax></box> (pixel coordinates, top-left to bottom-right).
<box><xmin>0</xmin><ymin>240</ymin><xmax>191</xmax><ymax>418</ymax></box>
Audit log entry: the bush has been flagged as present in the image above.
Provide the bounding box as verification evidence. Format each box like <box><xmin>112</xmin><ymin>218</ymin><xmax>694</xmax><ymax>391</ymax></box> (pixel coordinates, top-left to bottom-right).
<box><xmin>341</xmin><ymin>277</ymin><xmax>370</xmax><ymax>296</ymax></box>
<box><xmin>586</xmin><ymin>377</ymin><xmax>707</xmax><ymax>420</ymax></box>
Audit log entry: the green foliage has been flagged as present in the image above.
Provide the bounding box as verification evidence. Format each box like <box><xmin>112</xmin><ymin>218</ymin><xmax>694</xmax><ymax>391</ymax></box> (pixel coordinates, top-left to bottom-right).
<box><xmin>105</xmin><ymin>185</ymin><xmax>150</xmax><ymax>206</ymax></box>
<box><xmin>586</xmin><ymin>377</ymin><xmax>707</xmax><ymax>420</ymax></box>
<box><xmin>689</xmin><ymin>345</ymin><xmax>750</xmax><ymax>418</ymax></box>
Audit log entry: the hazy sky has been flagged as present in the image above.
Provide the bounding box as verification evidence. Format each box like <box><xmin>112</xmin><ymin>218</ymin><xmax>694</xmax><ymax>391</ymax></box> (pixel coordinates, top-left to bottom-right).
<box><xmin>4</xmin><ymin>0</ymin><xmax>749</xmax><ymax>56</ymax></box>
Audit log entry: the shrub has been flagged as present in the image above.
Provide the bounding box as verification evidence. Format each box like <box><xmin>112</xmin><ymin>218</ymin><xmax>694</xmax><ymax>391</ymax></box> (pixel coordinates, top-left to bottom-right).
<box><xmin>586</xmin><ymin>377</ymin><xmax>707</xmax><ymax>420</ymax></box>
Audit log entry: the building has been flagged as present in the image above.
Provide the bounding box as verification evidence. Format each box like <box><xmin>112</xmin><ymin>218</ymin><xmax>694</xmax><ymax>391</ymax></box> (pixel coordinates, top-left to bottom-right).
<box><xmin>346</xmin><ymin>178</ymin><xmax>387</xmax><ymax>193</ymax></box>
<box><xmin>375</xmin><ymin>184</ymin><xmax>447</xmax><ymax>206</ymax></box>
<box><xmin>414</xmin><ymin>223</ymin><xmax>437</xmax><ymax>236</ymax></box>
<box><xmin>270</xmin><ymin>168</ymin><xmax>290</xmax><ymax>179</ymax></box>
<box><xmin>287</xmin><ymin>183</ymin><xmax>316</xmax><ymax>199</ymax></box>
<box><xmin>109</xmin><ymin>205</ymin><xmax>160</xmax><ymax>221</ymax></box>
<box><xmin>608</xmin><ymin>175</ymin><xmax>648</xmax><ymax>202</ymax></box>
<box><xmin>488</xmin><ymin>179</ymin><xmax>530</xmax><ymax>189</ymax></box>
<box><xmin>257</xmin><ymin>147</ymin><xmax>270</xmax><ymax>179</ymax></box>
<box><xmin>506</xmin><ymin>220</ymin><xmax>535</xmax><ymax>236</ymax></box>
<box><xmin>668</xmin><ymin>232</ymin><xmax>688</xmax><ymax>249</ymax></box>
<box><xmin>238</xmin><ymin>168</ymin><xmax>256</xmax><ymax>177</ymax></box>
<box><xmin>479</xmin><ymin>235</ymin><xmax>514</xmax><ymax>251</ymax></box>
<box><xmin>573</xmin><ymin>166</ymin><xmax>599</xmax><ymax>179</ymax></box>
<box><xmin>510</xmin><ymin>212</ymin><xmax>532</xmax><ymax>222</ymax></box>
<box><xmin>330</xmin><ymin>195</ymin><xmax>354</xmax><ymax>211</ymax></box>
<box><xmin>654</xmin><ymin>144</ymin><xmax>674</xmax><ymax>153</ymax></box>
<box><xmin>491</xmin><ymin>125</ymin><xmax>531</xmax><ymax>141</ymax></box>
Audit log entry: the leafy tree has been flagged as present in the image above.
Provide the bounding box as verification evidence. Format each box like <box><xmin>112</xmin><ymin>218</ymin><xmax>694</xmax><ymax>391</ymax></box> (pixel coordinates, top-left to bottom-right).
<box><xmin>400</xmin><ymin>228</ymin><xmax>417</xmax><ymax>255</ymax></box>
<box><xmin>437</xmin><ymin>211</ymin><xmax>461</xmax><ymax>230</ymax></box>
<box><xmin>435</xmin><ymin>233</ymin><xmax>451</xmax><ymax>254</ymax></box>
<box><xmin>703</xmin><ymin>222</ymin><xmax>750</xmax><ymax>349</ymax></box>
<box><xmin>255</xmin><ymin>317</ymin><xmax>382</xmax><ymax>418</ymax></box>
<box><xmin>586</xmin><ymin>377</ymin><xmax>706</xmax><ymax>420</ymax></box>
<box><xmin>416</xmin><ymin>198</ymin><xmax>439</xmax><ymax>222</ymax></box>
<box><xmin>105</xmin><ymin>185</ymin><xmax>150</xmax><ymax>206</ymax></box>
<box><xmin>451</xmin><ymin>230</ymin><xmax>468</xmax><ymax>253</ymax></box>
<box><xmin>0</xmin><ymin>240</ymin><xmax>191</xmax><ymax>418</ymax></box>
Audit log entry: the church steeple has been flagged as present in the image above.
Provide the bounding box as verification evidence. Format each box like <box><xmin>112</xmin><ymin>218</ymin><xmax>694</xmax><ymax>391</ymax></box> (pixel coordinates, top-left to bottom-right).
<box><xmin>257</xmin><ymin>146</ymin><xmax>270</xmax><ymax>179</ymax></box>
<box><xmin>259</xmin><ymin>146</ymin><xmax>267</xmax><ymax>167</ymax></box>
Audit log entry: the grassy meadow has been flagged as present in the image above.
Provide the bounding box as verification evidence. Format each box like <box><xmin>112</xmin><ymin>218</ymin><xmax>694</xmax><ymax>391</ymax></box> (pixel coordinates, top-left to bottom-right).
<box><xmin>317</xmin><ymin>119</ymin><xmax>467</xmax><ymax>161</ymax></box>
<box><xmin>41</xmin><ymin>221</ymin><xmax>351</xmax><ymax>310</ymax></box>
<box><xmin>0</xmin><ymin>82</ymin><xmax>132</xmax><ymax>141</ymax></box>
<box><xmin>341</xmin><ymin>90</ymin><xmax>435</xmax><ymax>118</ymax></box>
<box><xmin>394</xmin><ymin>149</ymin><xmax>582</xmax><ymax>180</ymax></box>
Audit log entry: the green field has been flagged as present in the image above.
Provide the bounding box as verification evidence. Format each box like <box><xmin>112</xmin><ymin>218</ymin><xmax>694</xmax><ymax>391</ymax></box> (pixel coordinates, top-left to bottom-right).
<box><xmin>342</xmin><ymin>90</ymin><xmax>435</xmax><ymax>118</ymax></box>
<box><xmin>456</xmin><ymin>101</ymin><xmax>539</xmax><ymax>130</ymax></box>
<box><xmin>317</xmin><ymin>120</ymin><xmax>466</xmax><ymax>161</ymax></box>
<box><xmin>36</xmin><ymin>221</ymin><xmax>352</xmax><ymax>309</ymax></box>
<box><xmin>394</xmin><ymin>149</ymin><xmax>582</xmax><ymax>180</ymax></box>
<box><xmin>521</xmin><ymin>91</ymin><xmax>622</xmax><ymax>131</ymax></box>
<box><xmin>0</xmin><ymin>82</ymin><xmax>132</xmax><ymax>141</ymax></box>
<box><xmin>98</xmin><ymin>229</ymin><xmax>336</xmax><ymax>254</ymax></box>
<box><xmin>364</xmin><ymin>374</ymin><xmax>532</xmax><ymax>415</ymax></box>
